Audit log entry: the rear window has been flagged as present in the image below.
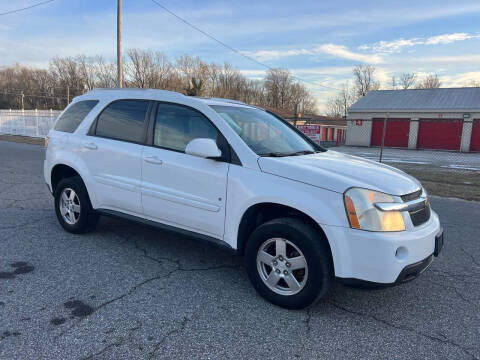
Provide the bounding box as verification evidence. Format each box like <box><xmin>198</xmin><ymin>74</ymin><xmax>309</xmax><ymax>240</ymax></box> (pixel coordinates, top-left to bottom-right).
<box><xmin>54</xmin><ymin>100</ymin><xmax>99</xmax><ymax>133</ymax></box>
<box><xmin>95</xmin><ymin>100</ymin><xmax>149</xmax><ymax>143</ymax></box>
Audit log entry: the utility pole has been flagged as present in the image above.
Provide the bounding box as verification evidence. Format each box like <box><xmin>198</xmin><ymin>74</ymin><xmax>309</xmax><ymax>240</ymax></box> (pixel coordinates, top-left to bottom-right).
<box><xmin>117</xmin><ymin>0</ymin><xmax>123</xmax><ymax>88</ymax></box>
<box><xmin>293</xmin><ymin>103</ymin><xmax>298</xmax><ymax>127</ymax></box>
<box><xmin>379</xmin><ymin>112</ymin><xmax>389</xmax><ymax>163</ymax></box>
<box><xmin>21</xmin><ymin>91</ymin><xmax>24</xmax><ymax>110</ymax></box>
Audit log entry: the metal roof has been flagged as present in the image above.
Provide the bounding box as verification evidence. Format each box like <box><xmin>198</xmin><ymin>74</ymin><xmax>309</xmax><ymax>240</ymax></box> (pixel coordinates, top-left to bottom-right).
<box><xmin>349</xmin><ymin>87</ymin><xmax>480</xmax><ymax>113</ymax></box>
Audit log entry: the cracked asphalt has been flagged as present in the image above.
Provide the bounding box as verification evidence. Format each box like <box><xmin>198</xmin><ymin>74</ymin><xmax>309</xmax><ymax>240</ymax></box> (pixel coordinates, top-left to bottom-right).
<box><xmin>0</xmin><ymin>140</ymin><xmax>479</xmax><ymax>360</ymax></box>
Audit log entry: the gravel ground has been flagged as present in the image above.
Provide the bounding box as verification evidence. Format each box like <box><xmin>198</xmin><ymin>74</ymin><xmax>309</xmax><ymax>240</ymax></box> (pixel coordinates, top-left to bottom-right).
<box><xmin>0</xmin><ymin>140</ymin><xmax>479</xmax><ymax>360</ymax></box>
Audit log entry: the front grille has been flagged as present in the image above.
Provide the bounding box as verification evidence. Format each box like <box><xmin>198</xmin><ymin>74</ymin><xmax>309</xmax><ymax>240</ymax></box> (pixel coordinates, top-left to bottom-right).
<box><xmin>401</xmin><ymin>189</ymin><xmax>422</xmax><ymax>202</ymax></box>
<box><xmin>409</xmin><ymin>204</ymin><xmax>431</xmax><ymax>226</ymax></box>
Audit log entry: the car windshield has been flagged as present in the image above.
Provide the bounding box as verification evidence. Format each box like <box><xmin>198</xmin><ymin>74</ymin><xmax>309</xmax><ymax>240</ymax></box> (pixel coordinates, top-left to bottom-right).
<box><xmin>210</xmin><ymin>105</ymin><xmax>317</xmax><ymax>156</ymax></box>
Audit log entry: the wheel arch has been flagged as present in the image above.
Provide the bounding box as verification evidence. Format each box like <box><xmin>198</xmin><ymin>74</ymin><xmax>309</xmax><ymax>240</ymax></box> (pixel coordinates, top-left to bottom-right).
<box><xmin>236</xmin><ymin>202</ymin><xmax>334</xmax><ymax>269</ymax></box>
<box><xmin>51</xmin><ymin>164</ymin><xmax>80</xmax><ymax>193</ymax></box>
<box><xmin>50</xmin><ymin>163</ymin><xmax>96</xmax><ymax>207</ymax></box>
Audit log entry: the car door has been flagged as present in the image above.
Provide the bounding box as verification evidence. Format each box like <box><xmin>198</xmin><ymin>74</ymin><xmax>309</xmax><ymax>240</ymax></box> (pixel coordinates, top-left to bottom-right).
<box><xmin>79</xmin><ymin>99</ymin><xmax>151</xmax><ymax>215</ymax></box>
<box><xmin>141</xmin><ymin>102</ymin><xmax>229</xmax><ymax>239</ymax></box>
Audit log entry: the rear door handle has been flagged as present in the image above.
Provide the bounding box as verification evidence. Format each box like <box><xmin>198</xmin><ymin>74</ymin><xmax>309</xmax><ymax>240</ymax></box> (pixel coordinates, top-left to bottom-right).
<box><xmin>144</xmin><ymin>156</ymin><xmax>163</xmax><ymax>165</ymax></box>
<box><xmin>83</xmin><ymin>142</ymin><xmax>97</xmax><ymax>150</ymax></box>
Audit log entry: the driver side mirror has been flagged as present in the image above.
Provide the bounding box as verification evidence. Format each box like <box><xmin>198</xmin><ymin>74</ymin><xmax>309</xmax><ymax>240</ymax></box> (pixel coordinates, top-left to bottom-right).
<box><xmin>185</xmin><ymin>138</ymin><xmax>222</xmax><ymax>159</ymax></box>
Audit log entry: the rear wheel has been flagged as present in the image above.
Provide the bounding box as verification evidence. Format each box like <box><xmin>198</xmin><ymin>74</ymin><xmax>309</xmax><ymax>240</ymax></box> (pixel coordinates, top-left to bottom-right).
<box><xmin>54</xmin><ymin>176</ymin><xmax>99</xmax><ymax>233</ymax></box>
<box><xmin>245</xmin><ymin>217</ymin><xmax>332</xmax><ymax>309</ymax></box>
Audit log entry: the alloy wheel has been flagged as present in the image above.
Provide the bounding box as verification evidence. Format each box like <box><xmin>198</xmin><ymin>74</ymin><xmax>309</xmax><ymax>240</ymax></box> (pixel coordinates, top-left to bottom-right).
<box><xmin>59</xmin><ymin>187</ymin><xmax>81</xmax><ymax>225</ymax></box>
<box><xmin>256</xmin><ymin>238</ymin><xmax>308</xmax><ymax>296</ymax></box>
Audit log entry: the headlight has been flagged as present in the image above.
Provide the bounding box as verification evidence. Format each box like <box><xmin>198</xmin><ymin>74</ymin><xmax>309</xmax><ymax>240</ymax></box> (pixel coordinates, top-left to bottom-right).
<box><xmin>344</xmin><ymin>188</ymin><xmax>405</xmax><ymax>232</ymax></box>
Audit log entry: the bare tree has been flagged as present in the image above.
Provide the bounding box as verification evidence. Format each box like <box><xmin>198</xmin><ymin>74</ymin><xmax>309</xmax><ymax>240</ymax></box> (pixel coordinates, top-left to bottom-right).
<box><xmin>95</xmin><ymin>57</ymin><xmax>117</xmax><ymax>88</ymax></box>
<box><xmin>416</xmin><ymin>74</ymin><xmax>441</xmax><ymax>89</ymax></box>
<box><xmin>0</xmin><ymin>50</ymin><xmax>318</xmax><ymax>114</ymax></box>
<box><xmin>353</xmin><ymin>64</ymin><xmax>380</xmax><ymax>97</ymax></box>
<box><xmin>390</xmin><ymin>76</ymin><xmax>397</xmax><ymax>90</ymax></box>
<box><xmin>326</xmin><ymin>82</ymin><xmax>356</xmax><ymax>118</ymax></box>
<box><xmin>124</xmin><ymin>49</ymin><xmax>173</xmax><ymax>89</ymax></box>
<box><xmin>264</xmin><ymin>68</ymin><xmax>293</xmax><ymax>109</ymax></box>
<box><xmin>465</xmin><ymin>80</ymin><xmax>480</xmax><ymax>87</ymax></box>
<box><xmin>399</xmin><ymin>72</ymin><xmax>417</xmax><ymax>89</ymax></box>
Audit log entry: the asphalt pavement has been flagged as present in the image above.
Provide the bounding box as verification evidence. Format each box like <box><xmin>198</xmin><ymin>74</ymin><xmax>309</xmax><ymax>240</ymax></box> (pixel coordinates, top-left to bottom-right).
<box><xmin>0</xmin><ymin>140</ymin><xmax>479</xmax><ymax>360</ymax></box>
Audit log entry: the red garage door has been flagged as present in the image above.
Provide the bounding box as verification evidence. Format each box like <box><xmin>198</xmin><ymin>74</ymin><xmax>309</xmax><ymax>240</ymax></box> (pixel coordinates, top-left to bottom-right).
<box><xmin>322</xmin><ymin>127</ymin><xmax>327</xmax><ymax>140</ymax></box>
<box><xmin>417</xmin><ymin>119</ymin><xmax>463</xmax><ymax>151</ymax></box>
<box><xmin>470</xmin><ymin>120</ymin><xmax>480</xmax><ymax>152</ymax></box>
<box><xmin>371</xmin><ymin>118</ymin><xmax>410</xmax><ymax>147</ymax></box>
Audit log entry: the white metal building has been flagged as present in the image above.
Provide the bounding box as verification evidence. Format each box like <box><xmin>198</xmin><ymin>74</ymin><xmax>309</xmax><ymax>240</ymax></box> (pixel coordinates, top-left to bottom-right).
<box><xmin>346</xmin><ymin>88</ymin><xmax>480</xmax><ymax>152</ymax></box>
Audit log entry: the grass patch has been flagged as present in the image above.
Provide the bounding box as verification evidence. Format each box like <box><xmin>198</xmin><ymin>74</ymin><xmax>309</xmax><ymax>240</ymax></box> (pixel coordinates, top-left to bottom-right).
<box><xmin>387</xmin><ymin>163</ymin><xmax>480</xmax><ymax>201</ymax></box>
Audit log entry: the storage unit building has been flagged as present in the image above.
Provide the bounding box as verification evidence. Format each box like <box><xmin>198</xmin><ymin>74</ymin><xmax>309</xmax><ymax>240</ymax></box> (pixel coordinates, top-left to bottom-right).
<box><xmin>347</xmin><ymin>88</ymin><xmax>480</xmax><ymax>152</ymax></box>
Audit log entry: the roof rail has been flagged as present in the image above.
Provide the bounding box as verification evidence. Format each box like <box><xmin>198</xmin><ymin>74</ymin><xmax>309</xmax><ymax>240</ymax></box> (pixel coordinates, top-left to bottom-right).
<box><xmin>197</xmin><ymin>97</ymin><xmax>247</xmax><ymax>105</ymax></box>
<box><xmin>89</xmin><ymin>88</ymin><xmax>184</xmax><ymax>96</ymax></box>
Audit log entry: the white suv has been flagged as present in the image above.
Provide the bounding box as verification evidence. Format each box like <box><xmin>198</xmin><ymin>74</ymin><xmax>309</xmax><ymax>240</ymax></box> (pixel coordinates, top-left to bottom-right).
<box><xmin>44</xmin><ymin>89</ymin><xmax>443</xmax><ymax>309</ymax></box>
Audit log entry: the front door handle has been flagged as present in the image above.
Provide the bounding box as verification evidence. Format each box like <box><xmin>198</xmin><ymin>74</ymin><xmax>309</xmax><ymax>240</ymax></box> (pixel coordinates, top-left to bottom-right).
<box><xmin>144</xmin><ymin>156</ymin><xmax>163</xmax><ymax>165</ymax></box>
<box><xmin>84</xmin><ymin>142</ymin><xmax>97</xmax><ymax>150</ymax></box>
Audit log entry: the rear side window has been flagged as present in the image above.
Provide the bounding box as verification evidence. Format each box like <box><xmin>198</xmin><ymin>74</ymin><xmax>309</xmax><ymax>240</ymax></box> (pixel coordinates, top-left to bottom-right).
<box><xmin>54</xmin><ymin>100</ymin><xmax>98</xmax><ymax>133</ymax></box>
<box><xmin>154</xmin><ymin>103</ymin><xmax>218</xmax><ymax>152</ymax></box>
<box><xmin>95</xmin><ymin>100</ymin><xmax>149</xmax><ymax>143</ymax></box>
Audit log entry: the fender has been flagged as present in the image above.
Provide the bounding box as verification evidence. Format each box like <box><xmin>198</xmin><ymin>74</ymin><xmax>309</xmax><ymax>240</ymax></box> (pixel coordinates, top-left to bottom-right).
<box><xmin>224</xmin><ymin>165</ymin><xmax>349</xmax><ymax>273</ymax></box>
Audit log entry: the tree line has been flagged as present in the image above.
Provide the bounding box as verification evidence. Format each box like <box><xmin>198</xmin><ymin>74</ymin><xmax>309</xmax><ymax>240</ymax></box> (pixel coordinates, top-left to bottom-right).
<box><xmin>0</xmin><ymin>49</ymin><xmax>316</xmax><ymax>114</ymax></box>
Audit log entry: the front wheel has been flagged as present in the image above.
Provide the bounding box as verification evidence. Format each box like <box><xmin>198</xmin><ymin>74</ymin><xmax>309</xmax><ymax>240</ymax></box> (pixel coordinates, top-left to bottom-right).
<box><xmin>245</xmin><ymin>218</ymin><xmax>333</xmax><ymax>309</ymax></box>
<box><xmin>54</xmin><ymin>176</ymin><xmax>99</xmax><ymax>234</ymax></box>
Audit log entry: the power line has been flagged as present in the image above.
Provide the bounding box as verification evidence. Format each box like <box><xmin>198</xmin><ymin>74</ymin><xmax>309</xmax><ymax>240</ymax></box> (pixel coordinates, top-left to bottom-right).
<box><xmin>0</xmin><ymin>0</ymin><xmax>56</xmax><ymax>16</ymax></box>
<box><xmin>149</xmin><ymin>0</ymin><xmax>339</xmax><ymax>91</ymax></box>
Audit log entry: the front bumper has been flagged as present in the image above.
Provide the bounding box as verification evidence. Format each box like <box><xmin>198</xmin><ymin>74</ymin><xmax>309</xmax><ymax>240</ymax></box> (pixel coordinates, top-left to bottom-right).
<box><xmin>324</xmin><ymin>210</ymin><xmax>442</xmax><ymax>284</ymax></box>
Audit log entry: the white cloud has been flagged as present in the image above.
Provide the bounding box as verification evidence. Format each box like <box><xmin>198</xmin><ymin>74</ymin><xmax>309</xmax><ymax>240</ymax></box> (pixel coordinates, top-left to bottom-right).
<box><xmin>406</xmin><ymin>54</ymin><xmax>480</xmax><ymax>64</ymax></box>
<box><xmin>439</xmin><ymin>72</ymin><xmax>480</xmax><ymax>87</ymax></box>
<box><xmin>241</xmin><ymin>49</ymin><xmax>313</xmax><ymax>62</ymax></box>
<box><xmin>424</xmin><ymin>33</ymin><xmax>477</xmax><ymax>45</ymax></box>
<box><xmin>361</xmin><ymin>32</ymin><xmax>480</xmax><ymax>54</ymax></box>
<box><xmin>291</xmin><ymin>66</ymin><xmax>353</xmax><ymax>76</ymax></box>
<box><xmin>244</xmin><ymin>44</ymin><xmax>383</xmax><ymax>64</ymax></box>
<box><xmin>367</xmin><ymin>39</ymin><xmax>421</xmax><ymax>53</ymax></box>
<box><xmin>315</xmin><ymin>44</ymin><xmax>383</xmax><ymax>64</ymax></box>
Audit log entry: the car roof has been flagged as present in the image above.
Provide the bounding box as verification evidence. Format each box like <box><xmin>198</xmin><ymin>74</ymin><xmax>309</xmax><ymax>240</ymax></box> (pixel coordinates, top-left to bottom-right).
<box><xmin>78</xmin><ymin>88</ymin><xmax>257</xmax><ymax>109</ymax></box>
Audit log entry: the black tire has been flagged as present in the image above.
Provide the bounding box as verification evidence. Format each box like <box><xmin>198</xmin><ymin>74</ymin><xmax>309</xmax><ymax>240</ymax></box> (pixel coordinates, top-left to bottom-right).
<box><xmin>245</xmin><ymin>217</ymin><xmax>333</xmax><ymax>309</ymax></box>
<box><xmin>54</xmin><ymin>176</ymin><xmax>99</xmax><ymax>234</ymax></box>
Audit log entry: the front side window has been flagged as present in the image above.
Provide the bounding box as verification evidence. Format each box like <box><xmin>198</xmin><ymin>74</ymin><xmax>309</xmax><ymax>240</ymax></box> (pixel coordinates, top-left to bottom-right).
<box><xmin>210</xmin><ymin>105</ymin><xmax>316</xmax><ymax>156</ymax></box>
<box><xmin>154</xmin><ymin>103</ymin><xmax>218</xmax><ymax>152</ymax></box>
<box><xmin>54</xmin><ymin>100</ymin><xmax>98</xmax><ymax>133</ymax></box>
<box><xmin>95</xmin><ymin>100</ymin><xmax>149</xmax><ymax>143</ymax></box>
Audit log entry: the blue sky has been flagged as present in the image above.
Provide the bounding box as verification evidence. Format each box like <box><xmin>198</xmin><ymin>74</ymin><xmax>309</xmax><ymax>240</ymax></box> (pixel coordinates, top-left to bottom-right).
<box><xmin>2</xmin><ymin>0</ymin><xmax>480</xmax><ymax>111</ymax></box>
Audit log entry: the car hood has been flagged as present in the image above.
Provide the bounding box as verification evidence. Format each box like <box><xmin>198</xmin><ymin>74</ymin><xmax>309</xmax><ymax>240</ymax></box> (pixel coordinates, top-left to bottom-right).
<box><xmin>257</xmin><ymin>150</ymin><xmax>421</xmax><ymax>195</ymax></box>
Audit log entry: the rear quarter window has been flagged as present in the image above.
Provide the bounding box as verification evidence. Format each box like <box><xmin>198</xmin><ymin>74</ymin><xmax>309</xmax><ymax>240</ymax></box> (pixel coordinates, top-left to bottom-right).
<box><xmin>54</xmin><ymin>100</ymin><xmax>99</xmax><ymax>133</ymax></box>
<box><xmin>94</xmin><ymin>100</ymin><xmax>149</xmax><ymax>143</ymax></box>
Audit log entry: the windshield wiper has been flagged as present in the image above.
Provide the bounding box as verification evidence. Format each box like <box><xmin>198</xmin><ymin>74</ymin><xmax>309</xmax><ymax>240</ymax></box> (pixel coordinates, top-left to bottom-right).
<box><xmin>290</xmin><ymin>150</ymin><xmax>316</xmax><ymax>155</ymax></box>
<box><xmin>259</xmin><ymin>150</ymin><xmax>316</xmax><ymax>157</ymax></box>
<box><xmin>259</xmin><ymin>152</ymin><xmax>293</xmax><ymax>157</ymax></box>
